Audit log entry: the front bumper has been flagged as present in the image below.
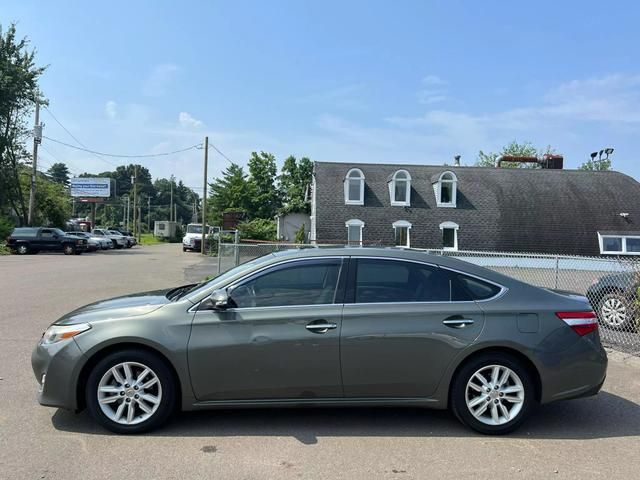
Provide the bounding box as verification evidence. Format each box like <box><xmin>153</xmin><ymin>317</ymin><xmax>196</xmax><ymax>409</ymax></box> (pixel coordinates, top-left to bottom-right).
<box><xmin>31</xmin><ymin>338</ymin><xmax>86</xmax><ymax>410</ymax></box>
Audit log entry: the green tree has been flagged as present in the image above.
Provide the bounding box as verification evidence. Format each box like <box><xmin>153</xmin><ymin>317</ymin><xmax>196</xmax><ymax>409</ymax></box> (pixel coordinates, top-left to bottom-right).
<box><xmin>0</xmin><ymin>23</ymin><xmax>47</xmax><ymax>224</ymax></box>
<box><xmin>47</xmin><ymin>162</ymin><xmax>70</xmax><ymax>185</ymax></box>
<box><xmin>475</xmin><ymin>141</ymin><xmax>555</xmax><ymax>168</ymax></box>
<box><xmin>279</xmin><ymin>155</ymin><xmax>312</xmax><ymax>214</ymax></box>
<box><xmin>579</xmin><ymin>157</ymin><xmax>612</xmax><ymax>171</ymax></box>
<box><xmin>208</xmin><ymin>163</ymin><xmax>251</xmax><ymax>224</ymax></box>
<box><xmin>237</xmin><ymin>218</ymin><xmax>277</xmax><ymax>241</ymax></box>
<box><xmin>247</xmin><ymin>151</ymin><xmax>281</xmax><ymax>219</ymax></box>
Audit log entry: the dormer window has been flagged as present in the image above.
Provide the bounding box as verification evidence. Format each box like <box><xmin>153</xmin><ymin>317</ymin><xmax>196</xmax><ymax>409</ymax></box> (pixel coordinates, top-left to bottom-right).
<box><xmin>344</xmin><ymin>168</ymin><xmax>365</xmax><ymax>205</ymax></box>
<box><xmin>435</xmin><ymin>171</ymin><xmax>457</xmax><ymax>207</ymax></box>
<box><xmin>388</xmin><ymin>170</ymin><xmax>411</xmax><ymax>206</ymax></box>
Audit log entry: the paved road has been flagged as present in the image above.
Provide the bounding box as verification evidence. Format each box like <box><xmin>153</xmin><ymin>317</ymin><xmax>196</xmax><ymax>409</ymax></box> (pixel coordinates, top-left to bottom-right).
<box><xmin>0</xmin><ymin>244</ymin><xmax>639</xmax><ymax>480</ymax></box>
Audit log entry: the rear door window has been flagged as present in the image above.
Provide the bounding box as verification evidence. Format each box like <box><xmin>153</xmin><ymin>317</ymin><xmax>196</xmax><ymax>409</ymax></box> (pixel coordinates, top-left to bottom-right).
<box><xmin>354</xmin><ymin>258</ymin><xmax>451</xmax><ymax>303</ymax></box>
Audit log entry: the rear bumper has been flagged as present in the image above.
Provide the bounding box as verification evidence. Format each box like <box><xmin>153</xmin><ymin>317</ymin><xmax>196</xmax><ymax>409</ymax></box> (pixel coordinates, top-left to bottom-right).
<box><xmin>538</xmin><ymin>334</ymin><xmax>608</xmax><ymax>404</ymax></box>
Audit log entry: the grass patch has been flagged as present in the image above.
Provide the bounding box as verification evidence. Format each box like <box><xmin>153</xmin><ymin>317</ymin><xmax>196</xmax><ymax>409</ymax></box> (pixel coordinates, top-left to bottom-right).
<box><xmin>0</xmin><ymin>244</ymin><xmax>12</xmax><ymax>255</ymax></box>
<box><xmin>139</xmin><ymin>233</ymin><xmax>166</xmax><ymax>245</ymax></box>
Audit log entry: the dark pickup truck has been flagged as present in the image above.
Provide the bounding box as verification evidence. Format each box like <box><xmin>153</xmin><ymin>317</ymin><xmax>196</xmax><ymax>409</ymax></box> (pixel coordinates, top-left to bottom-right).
<box><xmin>6</xmin><ymin>227</ymin><xmax>88</xmax><ymax>255</ymax></box>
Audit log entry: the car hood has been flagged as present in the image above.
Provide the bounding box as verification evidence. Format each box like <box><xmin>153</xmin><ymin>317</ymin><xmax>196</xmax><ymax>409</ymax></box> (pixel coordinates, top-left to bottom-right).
<box><xmin>54</xmin><ymin>289</ymin><xmax>172</xmax><ymax>325</ymax></box>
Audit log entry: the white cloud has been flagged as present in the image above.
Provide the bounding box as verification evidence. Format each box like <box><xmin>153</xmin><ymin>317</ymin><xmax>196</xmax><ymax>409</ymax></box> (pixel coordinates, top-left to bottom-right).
<box><xmin>142</xmin><ymin>63</ymin><xmax>180</xmax><ymax>97</ymax></box>
<box><xmin>178</xmin><ymin>112</ymin><xmax>203</xmax><ymax>128</ymax></box>
<box><xmin>418</xmin><ymin>75</ymin><xmax>448</xmax><ymax>105</ymax></box>
<box><xmin>105</xmin><ymin>100</ymin><xmax>117</xmax><ymax>119</ymax></box>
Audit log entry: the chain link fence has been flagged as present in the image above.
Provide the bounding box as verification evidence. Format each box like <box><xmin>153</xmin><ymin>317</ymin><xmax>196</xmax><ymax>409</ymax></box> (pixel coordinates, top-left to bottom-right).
<box><xmin>216</xmin><ymin>243</ymin><xmax>640</xmax><ymax>355</ymax></box>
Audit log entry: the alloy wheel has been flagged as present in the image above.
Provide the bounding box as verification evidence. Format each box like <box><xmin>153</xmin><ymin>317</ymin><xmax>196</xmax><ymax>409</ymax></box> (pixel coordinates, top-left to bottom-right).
<box><xmin>465</xmin><ymin>364</ymin><xmax>524</xmax><ymax>426</ymax></box>
<box><xmin>97</xmin><ymin>361</ymin><xmax>163</xmax><ymax>425</ymax></box>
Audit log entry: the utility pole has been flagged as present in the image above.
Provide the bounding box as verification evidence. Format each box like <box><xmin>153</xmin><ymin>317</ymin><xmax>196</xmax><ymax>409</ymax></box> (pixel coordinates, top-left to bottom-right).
<box><xmin>174</xmin><ymin>203</ymin><xmax>177</xmax><ymax>224</ymax></box>
<box><xmin>147</xmin><ymin>197</ymin><xmax>151</xmax><ymax>232</ymax></box>
<box><xmin>28</xmin><ymin>97</ymin><xmax>41</xmax><ymax>226</ymax></box>
<box><xmin>132</xmin><ymin>165</ymin><xmax>138</xmax><ymax>237</ymax></box>
<box><xmin>126</xmin><ymin>195</ymin><xmax>130</xmax><ymax>230</ymax></box>
<box><xmin>170</xmin><ymin>175</ymin><xmax>174</xmax><ymax>222</ymax></box>
<box><xmin>201</xmin><ymin>136</ymin><xmax>208</xmax><ymax>254</ymax></box>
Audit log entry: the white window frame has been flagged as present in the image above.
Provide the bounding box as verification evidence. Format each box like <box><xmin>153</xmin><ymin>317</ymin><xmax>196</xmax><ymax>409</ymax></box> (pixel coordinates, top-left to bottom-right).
<box><xmin>344</xmin><ymin>168</ymin><xmax>365</xmax><ymax>205</ymax></box>
<box><xmin>440</xmin><ymin>221</ymin><xmax>459</xmax><ymax>251</ymax></box>
<box><xmin>346</xmin><ymin>219</ymin><xmax>365</xmax><ymax>246</ymax></box>
<box><xmin>598</xmin><ymin>233</ymin><xmax>640</xmax><ymax>255</ymax></box>
<box><xmin>388</xmin><ymin>170</ymin><xmax>411</xmax><ymax>206</ymax></box>
<box><xmin>435</xmin><ymin>171</ymin><xmax>457</xmax><ymax>208</ymax></box>
<box><xmin>392</xmin><ymin>220</ymin><xmax>412</xmax><ymax>247</ymax></box>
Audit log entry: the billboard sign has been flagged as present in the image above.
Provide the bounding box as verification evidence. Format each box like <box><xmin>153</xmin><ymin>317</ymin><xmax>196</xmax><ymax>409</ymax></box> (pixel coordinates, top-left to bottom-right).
<box><xmin>70</xmin><ymin>177</ymin><xmax>111</xmax><ymax>198</ymax></box>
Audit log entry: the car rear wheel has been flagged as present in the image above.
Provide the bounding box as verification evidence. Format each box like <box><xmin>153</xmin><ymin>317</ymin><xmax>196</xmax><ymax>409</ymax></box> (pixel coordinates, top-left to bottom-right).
<box><xmin>451</xmin><ymin>353</ymin><xmax>535</xmax><ymax>435</ymax></box>
<box><xmin>86</xmin><ymin>350</ymin><xmax>176</xmax><ymax>434</ymax></box>
<box><xmin>63</xmin><ymin>244</ymin><xmax>75</xmax><ymax>255</ymax></box>
<box><xmin>16</xmin><ymin>244</ymin><xmax>29</xmax><ymax>255</ymax></box>
<box><xmin>598</xmin><ymin>293</ymin><xmax>637</xmax><ymax>331</ymax></box>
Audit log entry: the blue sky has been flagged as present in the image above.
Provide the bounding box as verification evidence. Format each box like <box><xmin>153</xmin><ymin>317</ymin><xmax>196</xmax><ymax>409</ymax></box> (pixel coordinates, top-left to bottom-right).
<box><xmin>4</xmin><ymin>0</ymin><xmax>640</xmax><ymax>191</ymax></box>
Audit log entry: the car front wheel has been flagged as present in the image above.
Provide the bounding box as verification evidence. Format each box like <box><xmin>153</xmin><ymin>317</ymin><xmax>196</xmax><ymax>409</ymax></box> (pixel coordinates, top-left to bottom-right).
<box><xmin>85</xmin><ymin>350</ymin><xmax>176</xmax><ymax>434</ymax></box>
<box><xmin>451</xmin><ymin>353</ymin><xmax>535</xmax><ymax>435</ymax></box>
<box><xmin>63</xmin><ymin>244</ymin><xmax>75</xmax><ymax>255</ymax></box>
<box><xmin>16</xmin><ymin>244</ymin><xmax>29</xmax><ymax>255</ymax></box>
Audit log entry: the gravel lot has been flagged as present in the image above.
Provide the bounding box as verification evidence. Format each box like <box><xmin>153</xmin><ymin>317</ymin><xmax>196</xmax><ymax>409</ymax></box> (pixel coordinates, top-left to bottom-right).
<box><xmin>0</xmin><ymin>244</ymin><xmax>639</xmax><ymax>480</ymax></box>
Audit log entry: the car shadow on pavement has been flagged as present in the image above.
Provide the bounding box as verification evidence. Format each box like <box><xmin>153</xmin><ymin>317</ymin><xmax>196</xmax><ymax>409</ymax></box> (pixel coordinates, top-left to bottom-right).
<box><xmin>51</xmin><ymin>391</ymin><xmax>639</xmax><ymax>444</ymax></box>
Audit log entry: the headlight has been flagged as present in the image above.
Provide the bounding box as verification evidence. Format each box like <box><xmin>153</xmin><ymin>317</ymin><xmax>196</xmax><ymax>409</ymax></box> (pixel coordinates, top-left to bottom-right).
<box><xmin>41</xmin><ymin>323</ymin><xmax>91</xmax><ymax>345</ymax></box>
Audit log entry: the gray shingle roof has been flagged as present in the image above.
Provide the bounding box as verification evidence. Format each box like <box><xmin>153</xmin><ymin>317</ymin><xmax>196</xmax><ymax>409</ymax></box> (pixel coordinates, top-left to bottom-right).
<box><xmin>313</xmin><ymin>161</ymin><xmax>640</xmax><ymax>255</ymax></box>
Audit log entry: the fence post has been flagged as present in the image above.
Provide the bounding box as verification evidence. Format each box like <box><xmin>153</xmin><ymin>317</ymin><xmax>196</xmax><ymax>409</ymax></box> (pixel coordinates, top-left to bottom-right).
<box><xmin>234</xmin><ymin>230</ymin><xmax>240</xmax><ymax>267</ymax></box>
<box><xmin>554</xmin><ymin>255</ymin><xmax>559</xmax><ymax>289</ymax></box>
<box><xmin>217</xmin><ymin>235</ymin><xmax>222</xmax><ymax>276</ymax></box>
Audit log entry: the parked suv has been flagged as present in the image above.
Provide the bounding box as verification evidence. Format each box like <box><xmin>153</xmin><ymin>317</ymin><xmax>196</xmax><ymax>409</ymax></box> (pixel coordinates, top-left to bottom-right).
<box><xmin>6</xmin><ymin>227</ymin><xmax>88</xmax><ymax>255</ymax></box>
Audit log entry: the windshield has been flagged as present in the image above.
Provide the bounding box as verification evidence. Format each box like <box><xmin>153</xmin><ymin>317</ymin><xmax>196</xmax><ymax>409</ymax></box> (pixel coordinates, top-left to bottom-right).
<box><xmin>108</xmin><ymin>230</ymin><xmax>121</xmax><ymax>235</ymax></box>
<box><xmin>186</xmin><ymin>225</ymin><xmax>203</xmax><ymax>234</ymax></box>
<box><xmin>53</xmin><ymin>228</ymin><xmax>66</xmax><ymax>236</ymax></box>
<box><xmin>177</xmin><ymin>254</ymin><xmax>276</xmax><ymax>300</ymax></box>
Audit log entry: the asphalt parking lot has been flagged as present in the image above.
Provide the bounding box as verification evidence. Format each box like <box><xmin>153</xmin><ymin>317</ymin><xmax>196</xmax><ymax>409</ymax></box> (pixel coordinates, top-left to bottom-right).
<box><xmin>0</xmin><ymin>243</ymin><xmax>639</xmax><ymax>480</ymax></box>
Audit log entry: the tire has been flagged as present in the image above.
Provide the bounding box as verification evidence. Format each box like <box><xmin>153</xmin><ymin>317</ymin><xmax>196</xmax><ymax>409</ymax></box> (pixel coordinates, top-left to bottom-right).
<box><xmin>451</xmin><ymin>352</ymin><xmax>535</xmax><ymax>435</ymax></box>
<box><xmin>597</xmin><ymin>292</ymin><xmax>637</xmax><ymax>332</ymax></box>
<box><xmin>111</xmin><ymin>239</ymin><xmax>118</xmax><ymax>249</ymax></box>
<box><xmin>16</xmin><ymin>244</ymin><xmax>29</xmax><ymax>255</ymax></box>
<box><xmin>126</xmin><ymin>242</ymin><xmax>132</xmax><ymax>249</ymax></box>
<box><xmin>85</xmin><ymin>349</ymin><xmax>176</xmax><ymax>434</ymax></box>
<box><xmin>63</xmin><ymin>244</ymin><xmax>75</xmax><ymax>255</ymax></box>
<box><xmin>182</xmin><ymin>247</ymin><xmax>188</xmax><ymax>252</ymax></box>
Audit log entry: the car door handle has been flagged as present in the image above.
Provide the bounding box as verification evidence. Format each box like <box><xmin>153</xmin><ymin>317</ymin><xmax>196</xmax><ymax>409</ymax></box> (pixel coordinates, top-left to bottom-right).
<box><xmin>443</xmin><ymin>318</ymin><xmax>475</xmax><ymax>328</ymax></box>
<box><xmin>305</xmin><ymin>321</ymin><xmax>337</xmax><ymax>333</ymax></box>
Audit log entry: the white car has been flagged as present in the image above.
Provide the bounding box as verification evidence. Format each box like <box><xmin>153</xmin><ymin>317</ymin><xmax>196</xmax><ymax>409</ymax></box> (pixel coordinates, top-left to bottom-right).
<box><xmin>68</xmin><ymin>231</ymin><xmax>112</xmax><ymax>250</ymax></box>
<box><xmin>92</xmin><ymin>228</ymin><xmax>127</xmax><ymax>249</ymax></box>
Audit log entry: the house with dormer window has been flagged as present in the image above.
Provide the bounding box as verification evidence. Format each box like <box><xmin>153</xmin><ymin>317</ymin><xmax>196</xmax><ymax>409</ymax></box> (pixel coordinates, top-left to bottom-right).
<box><xmin>309</xmin><ymin>161</ymin><xmax>640</xmax><ymax>256</ymax></box>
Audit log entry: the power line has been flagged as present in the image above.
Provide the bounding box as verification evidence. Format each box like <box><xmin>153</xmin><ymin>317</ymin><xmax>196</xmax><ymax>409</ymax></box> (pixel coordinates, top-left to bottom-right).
<box><xmin>43</xmin><ymin>107</ymin><xmax>119</xmax><ymax>168</ymax></box>
<box><xmin>43</xmin><ymin>135</ymin><xmax>202</xmax><ymax>158</ymax></box>
<box><xmin>204</xmin><ymin>142</ymin><xmax>234</xmax><ymax>164</ymax></box>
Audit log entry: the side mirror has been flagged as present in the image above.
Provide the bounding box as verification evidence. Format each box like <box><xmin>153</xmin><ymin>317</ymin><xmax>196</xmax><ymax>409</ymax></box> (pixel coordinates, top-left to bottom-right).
<box><xmin>208</xmin><ymin>289</ymin><xmax>230</xmax><ymax>310</ymax></box>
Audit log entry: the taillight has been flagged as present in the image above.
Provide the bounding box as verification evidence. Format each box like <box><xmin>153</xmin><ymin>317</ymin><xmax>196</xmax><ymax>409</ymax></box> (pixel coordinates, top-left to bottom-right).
<box><xmin>556</xmin><ymin>311</ymin><xmax>598</xmax><ymax>336</ymax></box>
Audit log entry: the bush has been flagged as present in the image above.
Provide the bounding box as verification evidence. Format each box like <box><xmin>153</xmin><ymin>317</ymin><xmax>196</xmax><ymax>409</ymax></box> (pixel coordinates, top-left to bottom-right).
<box><xmin>171</xmin><ymin>224</ymin><xmax>184</xmax><ymax>243</ymax></box>
<box><xmin>0</xmin><ymin>215</ymin><xmax>14</xmax><ymax>240</ymax></box>
<box><xmin>237</xmin><ymin>218</ymin><xmax>277</xmax><ymax>241</ymax></box>
<box><xmin>294</xmin><ymin>223</ymin><xmax>306</xmax><ymax>244</ymax></box>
